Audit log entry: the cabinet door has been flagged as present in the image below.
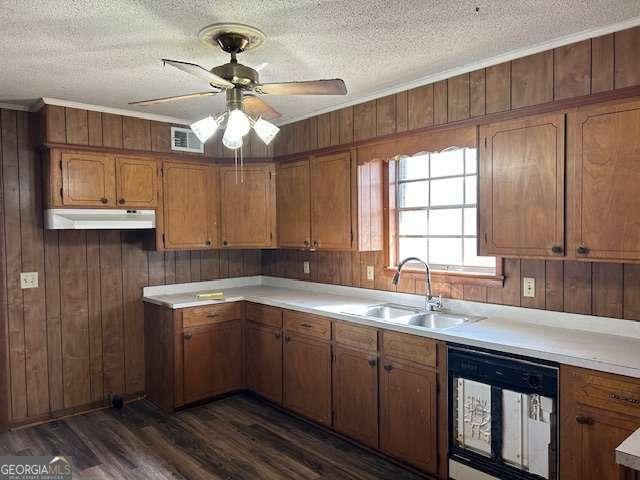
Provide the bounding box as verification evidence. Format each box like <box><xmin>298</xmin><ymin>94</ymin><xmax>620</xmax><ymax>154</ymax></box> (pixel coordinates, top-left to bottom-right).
<box><xmin>479</xmin><ymin>113</ymin><xmax>565</xmax><ymax>257</ymax></box>
<box><xmin>571</xmin><ymin>406</ymin><xmax>639</xmax><ymax>480</ymax></box>
<box><xmin>310</xmin><ymin>151</ymin><xmax>353</xmax><ymax>250</ymax></box>
<box><xmin>380</xmin><ymin>358</ymin><xmax>438</xmax><ymax>474</ymax></box>
<box><xmin>211</xmin><ymin>321</ymin><xmax>243</xmax><ymax>395</ymax></box>
<box><xmin>333</xmin><ymin>346</ymin><xmax>379</xmax><ymax>448</ymax></box>
<box><xmin>277</xmin><ymin>159</ymin><xmax>311</xmax><ymax>248</ymax></box>
<box><xmin>245</xmin><ymin>324</ymin><xmax>283</xmax><ymax>404</ymax></box>
<box><xmin>182</xmin><ymin>326</ymin><xmax>215</xmax><ymax>403</ymax></box>
<box><xmin>61</xmin><ymin>151</ymin><xmax>116</xmax><ymax>206</ymax></box>
<box><xmin>283</xmin><ymin>333</ymin><xmax>332</xmax><ymax>425</ymax></box>
<box><xmin>115</xmin><ymin>156</ymin><xmax>157</xmax><ymax>208</ymax></box>
<box><xmin>219</xmin><ymin>164</ymin><xmax>276</xmax><ymax>248</ymax></box>
<box><xmin>568</xmin><ymin>98</ymin><xmax>640</xmax><ymax>261</ymax></box>
<box><xmin>162</xmin><ymin>161</ymin><xmax>215</xmax><ymax>250</ymax></box>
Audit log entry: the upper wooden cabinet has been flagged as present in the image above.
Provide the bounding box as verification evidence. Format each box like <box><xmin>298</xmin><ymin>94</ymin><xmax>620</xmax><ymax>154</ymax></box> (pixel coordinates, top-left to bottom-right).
<box><xmin>47</xmin><ymin>148</ymin><xmax>158</xmax><ymax>209</ymax></box>
<box><xmin>277</xmin><ymin>159</ymin><xmax>311</xmax><ymax>248</ymax></box>
<box><xmin>310</xmin><ymin>151</ymin><xmax>353</xmax><ymax>250</ymax></box>
<box><xmin>115</xmin><ymin>156</ymin><xmax>157</xmax><ymax>208</ymax></box>
<box><xmin>479</xmin><ymin>112</ymin><xmax>565</xmax><ymax>258</ymax></box>
<box><xmin>161</xmin><ymin>160</ymin><xmax>218</xmax><ymax>250</ymax></box>
<box><xmin>568</xmin><ymin>98</ymin><xmax>640</xmax><ymax>261</ymax></box>
<box><xmin>219</xmin><ymin>164</ymin><xmax>276</xmax><ymax>248</ymax></box>
<box><xmin>278</xmin><ymin>152</ymin><xmax>382</xmax><ymax>251</ymax></box>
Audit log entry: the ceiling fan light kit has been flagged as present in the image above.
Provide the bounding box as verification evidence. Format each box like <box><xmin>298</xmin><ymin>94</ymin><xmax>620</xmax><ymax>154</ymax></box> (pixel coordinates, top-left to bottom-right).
<box><xmin>132</xmin><ymin>22</ymin><xmax>347</xmax><ymax>177</ymax></box>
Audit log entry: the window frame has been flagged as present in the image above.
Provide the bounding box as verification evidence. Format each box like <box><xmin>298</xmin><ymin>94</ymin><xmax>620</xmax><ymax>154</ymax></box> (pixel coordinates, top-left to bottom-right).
<box><xmin>378</xmin><ymin>126</ymin><xmax>503</xmax><ymax>287</ymax></box>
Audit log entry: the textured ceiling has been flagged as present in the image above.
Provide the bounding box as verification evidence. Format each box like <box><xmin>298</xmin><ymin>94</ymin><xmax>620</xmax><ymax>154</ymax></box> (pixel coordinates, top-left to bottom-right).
<box><xmin>1</xmin><ymin>1</ymin><xmax>639</xmax><ymax>124</ymax></box>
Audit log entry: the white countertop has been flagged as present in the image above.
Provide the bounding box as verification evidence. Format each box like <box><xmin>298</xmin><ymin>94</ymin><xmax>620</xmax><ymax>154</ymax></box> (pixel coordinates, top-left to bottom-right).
<box><xmin>617</xmin><ymin>428</ymin><xmax>640</xmax><ymax>472</ymax></box>
<box><xmin>142</xmin><ymin>276</ymin><xmax>640</xmax><ymax>379</ymax></box>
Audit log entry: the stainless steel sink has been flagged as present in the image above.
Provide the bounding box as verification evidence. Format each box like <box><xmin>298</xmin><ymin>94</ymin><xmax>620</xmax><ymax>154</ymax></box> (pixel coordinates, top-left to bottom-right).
<box><xmin>342</xmin><ymin>303</ymin><xmax>483</xmax><ymax>330</ymax></box>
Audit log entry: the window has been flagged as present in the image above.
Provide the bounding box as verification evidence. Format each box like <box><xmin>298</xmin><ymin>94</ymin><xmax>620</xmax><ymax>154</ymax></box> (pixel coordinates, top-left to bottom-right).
<box><xmin>393</xmin><ymin>147</ymin><xmax>496</xmax><ymax>275</ymax></box>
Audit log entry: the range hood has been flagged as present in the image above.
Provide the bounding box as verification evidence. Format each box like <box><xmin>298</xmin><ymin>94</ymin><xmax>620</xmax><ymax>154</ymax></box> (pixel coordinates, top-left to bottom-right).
<box><xmin>44</xmin><ymin>209</ymin><xmax>155</xmax><ymax>230</ymax></box>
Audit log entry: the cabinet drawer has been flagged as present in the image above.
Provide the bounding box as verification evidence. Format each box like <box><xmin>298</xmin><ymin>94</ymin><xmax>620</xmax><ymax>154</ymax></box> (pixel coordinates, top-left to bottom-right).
<box><xmin>566</xmin><ymin>367</ymin><xmax>640</xmax><ymax>419</ymax></box>
<box><xmin>382</xmin><ymin>331</ymin><xmax>436</xmax><ymax>368</ymax></box>
<box><xmin>182</xmin><ymin>302</ymin><xmax>242</xmax><ymax>328</ymax></box>
<box><xmin>246</xmin><ymin>303</ymin><xmax>282</xmax><ymax>329</ymax></box>
<box><xmin>284</xmin><ymin>310</ymin><xmax>331</xmax><ymax>340</ymax></box>
<box><xmin>334</xmin><ymin>322</ymin><xmax>377</xmax><ymax>352</ymax></box>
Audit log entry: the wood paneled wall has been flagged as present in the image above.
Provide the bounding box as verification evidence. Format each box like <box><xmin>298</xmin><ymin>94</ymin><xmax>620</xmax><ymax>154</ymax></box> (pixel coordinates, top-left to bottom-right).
<box><xmin>273</xmin><ymin>27</ymin><xmax>640</xmax><ymax>157</ymax></box>
<box><xmin>44</xmin><ymin>104</ymin><xmax>273</xmax><ymax>160</ymax></box>
<box><xmin>261</xmin><ymin>251</ymin><xmax>640</xmax><ymax>321</ymax></box>
<box><xmin>0</xmin><ymin>108</ymin><xmax>262</xmax><ymax>426</ymax></box>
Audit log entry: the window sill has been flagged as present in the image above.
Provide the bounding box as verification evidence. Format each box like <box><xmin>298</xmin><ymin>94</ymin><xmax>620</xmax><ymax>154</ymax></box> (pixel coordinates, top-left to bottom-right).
<box><xmin>383</xmin><ymin>266</ymin><xmax>504</xmax><ymax>287</ymax></box>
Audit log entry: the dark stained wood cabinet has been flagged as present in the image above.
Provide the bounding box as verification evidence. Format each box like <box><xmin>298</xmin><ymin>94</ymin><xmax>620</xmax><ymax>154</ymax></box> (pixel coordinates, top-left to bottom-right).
<box><xmin>568</xmin><ymin>97</ymin><xmax>640</xmax><ymax>262</ymax></box>
<box><xmin>115</xmin><ymin>155</ymin><xmax>157</xmax><ymax>208</ymax></box>
<box><xmin>60</xmin><ymin>150</ymin><xmax>116</xmax><ymax>206</ymax></box>
<box><xmin>479</xmin><ymin>112</ymin><xmax>565</xmax><ymax>258</ymax></box>
<box><xmin>245</xmin><ymin>303</ymin><xmax>283</xmax><ymax>404</ymax></box>
<box><xmin>277</xmin><ymin>159</ymin><xmax>311</xmax><ymax>248</ymax></box>
<box><xmin>283</xmin><ymin>320</ymin><xmax>332</xmax><ymax>425</ymax></box>
<box><xmin>332</xmin><ymin>345</ymin><xmax>379</xmax><ymax>448</ymax></box>
<box><xmin>310</xmin><ymin>151</ymin><xmax>353</xmax><ymax>250</ymax></box>
<box><xmin>219</xmin><ymin>164</ymin><xmax>277</xmax><ymax>248</ymax></box>
<box><xmin>161</xmin><ymin>160</ymin><xmax>218</xmax><ymax>250</ymax></box>
<box><xmin>560</xmin><ymin>365</ymin><xmax>640</xmax><ymax>480</ymax></box>
<box><xmin>144</xmin><ymin>302</ymin><xmax>243</xmax><ymax>410</ymax></box>
<box><xmin>379</xmin><ymin>331</ymin><xmax>439</xmax><ymax>474</ymax></box>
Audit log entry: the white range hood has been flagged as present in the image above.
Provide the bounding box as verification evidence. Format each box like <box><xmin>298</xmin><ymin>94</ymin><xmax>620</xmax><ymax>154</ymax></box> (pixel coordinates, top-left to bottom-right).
<box><xmin>44</xmin><ymin>209</ymin><xmax>155</xmax><ymax>230</ymax></box>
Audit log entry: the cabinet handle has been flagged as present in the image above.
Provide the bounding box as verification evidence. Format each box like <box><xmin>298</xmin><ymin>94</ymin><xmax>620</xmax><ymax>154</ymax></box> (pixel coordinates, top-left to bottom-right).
<box><xmin>183</xmin><ymin>332</ymin><xmax>193</xmax><ymax>340</ymax></box>
<box><xmin>118</xmin><ymin>198</ymin><xmax>125</xmax><ymax>205</ymax></box>
<box><xmin>551</xmin><ymin>245</ymin><xmax>563</xmax><ymax>254</ymax></box>
<box><xmin>206</xmin><ymin>314</ymin><xmax>218</xmax><ymax>318</ymax></box>
<box><xmin>368</xmin><ymin>358</ymin><xmax>377</xmax><ymax>367</ymax></box>
<box><xmin>609</xmin><ymin>393</ymin><xmax>640</xmax><ymax>406</ymax></box>
<box><xmin>223</xmin><ymin>240</ymin><xmax>228</xmax><ymax>246</ymax></box>
<box><xmin>300</xmin><ymin>323</ymin><xmax>313</xmax><ymax>328</ymax></box>
<box><xmin>313</xmin><ymin>241</ymin><xmax>318</xmax><ymax>248</ymax></box>
<box><xmin>303</xmin><ymin>240</ymin><xmax>309</xmax><ymax>247</ymax></box>
<box><xmin>576</xmin><ymin>415</ymin><xmax>594</xmax><ymax>425</ymax></box>
<box><xmin>576</xmin><ymin>245</ymin><xmax>589</xmax><ymax>255</ymax></box>
<box><xmin>100</xmin><ymin>197</ymin><xmax>108</xmax><ymax>204</ymax></box>
<box><xmin>274</xmin><ymin>332</ymin><xmax>281</xmax><ymax>339</ymax></box>
<box><xmin>205</xmin><ymin>240</ymin><xmax>211</xmax><ymax>246</ymax></box>
<box><xmin>285</xmin><ymin>336</ymin><xmax>291</xmax><ymax>342</ymax></box>
<box><xmin>383</xmin><ymin>364</ymin><xmax>393</xmax><ymax>372</ymax></box>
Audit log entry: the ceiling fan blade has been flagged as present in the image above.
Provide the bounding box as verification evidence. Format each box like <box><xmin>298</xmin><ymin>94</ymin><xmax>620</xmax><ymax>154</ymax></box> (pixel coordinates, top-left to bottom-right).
<box><xmin>162</xmin><ymin>59</ymin><xmax>233</xmax><ymax>89</ymax></box>
<box><xmin>257</xmin><ymin>79</ymin><xmax>347</xmax><ymax>95</ymax></box>
<box><xmin>243</xmin><ymin>95</ymin><xmax>281</xmax><ymax>120</ymax></box>
<box><xmin>129</xmin><ymin>91</ymin><xmax>220</xmax><ymax>106</ymax></box>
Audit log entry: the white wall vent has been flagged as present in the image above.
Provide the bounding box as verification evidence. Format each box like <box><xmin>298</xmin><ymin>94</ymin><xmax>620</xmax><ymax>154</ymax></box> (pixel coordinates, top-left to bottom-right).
<box><xmin>171</xmin><ymin>126</ymin><xmax>204</xmax><ymax>153</ymax></box>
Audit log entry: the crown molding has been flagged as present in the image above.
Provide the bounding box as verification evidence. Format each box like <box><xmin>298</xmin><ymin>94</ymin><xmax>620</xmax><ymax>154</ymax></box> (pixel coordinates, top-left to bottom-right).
<box><xmin>276</xmin><ymin>16</ymin><xmax>640</xmax><ymax>126</ymax></box>
<box><xmin>36</xmin><ymin>97</ymin><xmax>193</xmax><ymax>125</ymax></box>
<box><xmin>0</xmin><ymin>102</ymin><xmax>31</xmax><ymax>112</ymax></box>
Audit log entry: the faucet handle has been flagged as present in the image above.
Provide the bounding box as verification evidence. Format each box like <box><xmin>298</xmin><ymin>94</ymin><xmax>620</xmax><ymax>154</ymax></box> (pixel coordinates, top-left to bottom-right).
<box><xmin>427</xmin><ymin>294</ymin><xmax>443</xmax><ymax>310</ymax></box>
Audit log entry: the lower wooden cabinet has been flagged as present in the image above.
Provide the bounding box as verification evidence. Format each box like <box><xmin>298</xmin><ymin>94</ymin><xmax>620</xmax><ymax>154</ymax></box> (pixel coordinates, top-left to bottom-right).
<box><xmin>332</xmin><ymin>345</ymin><xmax>379</xmax><ymax>448</ymax></box>
<box><xmin>283</xmin><ymin>332</ymin><xmax>332</xmax><ymax>425</ymax></box>
<box><xmin>380</xmin><ymin>333</ymin><xmax>439</xmax><ymax>474</ymax></box>
<box><xmin>245</xmin><ymin>323</ymin><xmax>283</xmax><ymax>404</ymax></box>
<box><xmin>560</xmin><ymin>365</ymin><xmax>640</xmax><ymax>480</ymax></box>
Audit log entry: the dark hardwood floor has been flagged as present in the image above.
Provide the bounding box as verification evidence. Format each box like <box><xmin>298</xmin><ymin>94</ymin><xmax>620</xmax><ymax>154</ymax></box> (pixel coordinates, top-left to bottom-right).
<box><xmin>0</xmin><ymin>394</ymin><xmax>427</xmax><ymax>479</ymax></box>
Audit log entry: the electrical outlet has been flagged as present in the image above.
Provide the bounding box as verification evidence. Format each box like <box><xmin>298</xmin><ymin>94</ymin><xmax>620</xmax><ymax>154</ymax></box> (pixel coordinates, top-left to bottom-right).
<box><xmin>523</xmin><ymin>277</ymin><xmax>535</xmax><ymax>298</ymax></box>
<box><xmin>20</xmin><ymin>272</ymin><xmax>38</xmax><ymax>289</ymax></box>
<box><xmin>303</xmin><ymin>261</ymin><xmax>310</xmax><ymax>275</ymax></box>
<box><xmin>366</xmin><ymin>265</ymin><xmax>374</xmax><ymax>281</ymax></box>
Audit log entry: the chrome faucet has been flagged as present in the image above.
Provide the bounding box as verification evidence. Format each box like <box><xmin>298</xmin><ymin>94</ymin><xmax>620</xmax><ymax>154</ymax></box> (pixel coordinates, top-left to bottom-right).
<box><xmin>392</xmin><ymin>257</ymin><xmax>443</xmax><ymax>311</ymax></box>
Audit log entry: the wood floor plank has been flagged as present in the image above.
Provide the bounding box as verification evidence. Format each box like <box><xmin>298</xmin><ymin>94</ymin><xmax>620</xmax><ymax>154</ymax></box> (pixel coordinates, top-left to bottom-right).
<box><xmin>1</xmin><ymin>395</ymin><xmax>424</xmax><ymax>480</ymax></box>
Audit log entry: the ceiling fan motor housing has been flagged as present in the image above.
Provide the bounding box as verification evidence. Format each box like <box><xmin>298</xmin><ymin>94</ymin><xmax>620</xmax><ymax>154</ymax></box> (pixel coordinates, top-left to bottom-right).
<box><xmin>211</xmin><ymin>62</ymin><xmax>259</xmax><ymax>87</ymax></box>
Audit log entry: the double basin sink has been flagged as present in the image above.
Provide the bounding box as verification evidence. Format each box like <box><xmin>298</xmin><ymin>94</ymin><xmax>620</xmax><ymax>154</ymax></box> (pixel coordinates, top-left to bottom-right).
<box><xmin>342</xmin><ymin>303</ymin><xmax>483</xmax><ymax>330</ymax></box>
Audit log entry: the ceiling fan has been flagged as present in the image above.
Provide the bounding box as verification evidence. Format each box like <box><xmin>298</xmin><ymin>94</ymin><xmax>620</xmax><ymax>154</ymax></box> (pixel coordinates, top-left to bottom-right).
<box><xmin>130</xmin><ymin>24</ymin><xmax>348</xmax><ymax>150</ymax></box>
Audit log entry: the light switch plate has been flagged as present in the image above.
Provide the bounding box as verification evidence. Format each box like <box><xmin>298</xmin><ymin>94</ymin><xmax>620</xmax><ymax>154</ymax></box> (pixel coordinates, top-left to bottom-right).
<box><xmin>366</xmin><ymin>265</ymin><xmax>374</xmax><ymax>281</ymax></box>
<box><xmin>523</xmin><ymin>277</ymin><xmax>535</xmax><ymax>298</ymax></box>
<box><xmin>303</xmin><ymin>261</ymin><xmax>310</xmax><ymax>275</ymax></box>
<box><xmin>20</xmin><ymin>272</ymin><xmax>38</xmax><ymax>289</ymax></box>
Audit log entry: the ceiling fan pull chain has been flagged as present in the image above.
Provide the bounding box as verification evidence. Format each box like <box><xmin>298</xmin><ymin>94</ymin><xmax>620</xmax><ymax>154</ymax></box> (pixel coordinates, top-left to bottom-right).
<box><xmin>240</xmin><ymin>144</ymin><xmax>244</xmax><ymax>184</ymax></box>
<box><xmin>234</xmin><ymin>148</ymin><xmax>239</xmax><ymax>185</ymax></box>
